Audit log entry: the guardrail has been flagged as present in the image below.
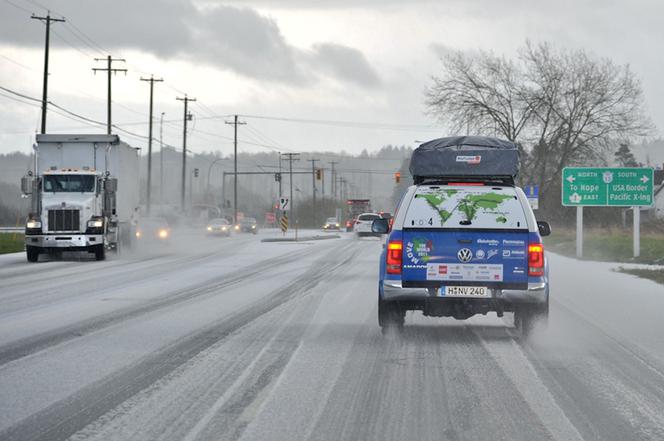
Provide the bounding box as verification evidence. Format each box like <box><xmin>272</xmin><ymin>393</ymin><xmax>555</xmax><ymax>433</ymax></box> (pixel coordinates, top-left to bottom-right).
<box><xmin>0</xmin><ymin>227</ymin><xmax>24</xmax><ymax>233</ymax></box>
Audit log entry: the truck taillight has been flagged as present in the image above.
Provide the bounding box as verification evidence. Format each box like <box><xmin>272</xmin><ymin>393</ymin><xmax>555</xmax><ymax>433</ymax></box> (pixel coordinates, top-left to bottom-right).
<box><xmin>528</xmin><ymin>243</ymin><xmax>544</xmax><ymax>276</ymax></box>
<box><xmin>386</xmin><ymin>240</ymin><xmax>402</xmax><ymax>274</ymax></box>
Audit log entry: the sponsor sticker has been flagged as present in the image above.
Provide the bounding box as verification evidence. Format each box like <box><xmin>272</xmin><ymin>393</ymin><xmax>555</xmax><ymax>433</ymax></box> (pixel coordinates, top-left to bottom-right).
<box><xmin>426</xmin><ymin>263</ymin><xmax>503</xmax><ymax>282</ymax></box>
<box><xmin>456</xmin><ymin>155</ymin><xmax>482</xmax><ymax>164</ymax></box>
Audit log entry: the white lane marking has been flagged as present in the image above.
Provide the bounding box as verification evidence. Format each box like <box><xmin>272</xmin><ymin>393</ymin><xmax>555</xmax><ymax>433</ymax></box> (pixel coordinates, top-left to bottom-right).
<box><xmin>472</xmin><ymin>323</ymin><xmax>585</xmax><ymax>441</ymax></box>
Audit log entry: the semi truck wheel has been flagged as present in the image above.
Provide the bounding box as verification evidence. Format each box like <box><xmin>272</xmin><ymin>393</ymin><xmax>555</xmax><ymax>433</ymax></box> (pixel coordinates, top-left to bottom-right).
<box><xmin>26</xmin><ymin>246</ymin><xmax>39</xmax><ymax>263</ymax></box>
<box><xmin>94</xmin><ymin>244</ymin><xmax>106</xmax><ymax>261</ymax></box>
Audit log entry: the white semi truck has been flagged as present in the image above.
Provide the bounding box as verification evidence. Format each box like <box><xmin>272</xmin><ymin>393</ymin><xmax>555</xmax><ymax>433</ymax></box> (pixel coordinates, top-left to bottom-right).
<box><xmin>21</xmin><ymin>134</ymin><xmax>140</xmax><ymax>262</ymax></box>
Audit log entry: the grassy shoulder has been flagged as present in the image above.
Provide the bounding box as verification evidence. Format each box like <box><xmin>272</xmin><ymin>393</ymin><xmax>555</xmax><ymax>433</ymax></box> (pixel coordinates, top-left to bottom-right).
<box><xmin>545</xmin><ymin>228</ymin><xmax>664</xmax><ymax>285</ymax></box>
<box><xmin>544</xmin><ymin>229</ymin><xmax>664</xmax><ymax>264</ymax></box>
<box><xmin>0</xmin><ymin>233</ymin><xmax>24</xmax><ymax>254</ymax></box>
<box><xmin>616</xmin><ymin>268</ymin><xmax>664</xmax><ymax>285</ymax></box>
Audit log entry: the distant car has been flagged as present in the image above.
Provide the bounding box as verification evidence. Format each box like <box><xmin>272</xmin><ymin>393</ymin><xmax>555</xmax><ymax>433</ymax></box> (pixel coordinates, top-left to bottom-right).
<box><xmin>353</xmin><ymin>213</ymin><xmax>383</xmax><ymax>237</ymax></box>
<box><xmin>345</xmin><ymin>218</ymin><xmax>356</xmax><ymax>232</ymax></box>
<box><xmin>136</xmin><ymin>217</ymin><xmax>171</xmax><ymax>244</ymax></box>
<box><xmin>235</xmin><ymin>217</ymin><xmax>258</xmax><ymax>234</ymax></box>
<box><xmin>379</xmin><ymin>212</ymin><xmax>392</xmax><ymax>220</ymax></box>
<box><xmin>206</xmin><ymin>218</ymin><xmax>231</xmax><ymax>236</ymax></box>
<box><xmin>323</xmin><ymin>217</ymin><xmax>341</xmax><ymax>231</ymax></box>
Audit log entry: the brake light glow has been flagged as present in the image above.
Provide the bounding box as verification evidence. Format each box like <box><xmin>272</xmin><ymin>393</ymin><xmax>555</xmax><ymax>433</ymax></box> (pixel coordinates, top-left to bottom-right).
<box><xmin>386</xmin><ymin>240</ymin><xmax>403</xmax><ymax>274</ymax></box>
<box><xmin>528</xmin><ymin>243</ymin><xmax>544</xmax><ymax>276</ymax></box>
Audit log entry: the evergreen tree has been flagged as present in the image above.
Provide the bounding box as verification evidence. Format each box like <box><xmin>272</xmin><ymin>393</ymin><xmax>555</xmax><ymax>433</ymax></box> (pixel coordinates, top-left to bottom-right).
<box><xmin>614</xmin><ymin>143</ymin><xmax>639</xmax><ymax>167</ymax></box>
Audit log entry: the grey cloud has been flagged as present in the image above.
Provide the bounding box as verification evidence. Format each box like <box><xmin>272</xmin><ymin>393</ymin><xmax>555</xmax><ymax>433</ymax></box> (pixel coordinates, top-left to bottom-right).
<box><xmin>308</xmin><ymin>43</ymin><xmax>380</xmax><ymax>87</ymax></box>
<box><xmin>190</xmin><ymin>6</ymin><xmax>304</xmax><ymax>82</ymax></box>
<box><xmin>0</xmin><ymin>1</ymin><xmax>379</xmax><ymax>87</ymax></box>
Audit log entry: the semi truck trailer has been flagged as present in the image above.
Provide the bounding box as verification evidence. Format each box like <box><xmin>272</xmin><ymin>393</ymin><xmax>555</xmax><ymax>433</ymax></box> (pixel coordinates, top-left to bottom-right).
<box><xmin>21</xmin><ymin>134</ymin><xmax>140</xmax><ymax>262</ymax></box>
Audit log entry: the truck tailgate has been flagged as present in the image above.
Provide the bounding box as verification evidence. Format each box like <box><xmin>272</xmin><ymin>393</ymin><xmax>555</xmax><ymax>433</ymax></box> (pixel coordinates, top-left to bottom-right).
<box><xmin>401</xmin><ymin>229</ymin><xmax>529</xmax><ymax>288</ymax></box>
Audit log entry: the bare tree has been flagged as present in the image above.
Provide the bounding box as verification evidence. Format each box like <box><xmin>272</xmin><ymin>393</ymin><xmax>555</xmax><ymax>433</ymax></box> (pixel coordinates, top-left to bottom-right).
<box><xmin>425</xmin><ymin>41</ymin><xmax>652</xmax><ymax>214</ymax></box>
<box><xmin>521</xmin><ymin>42</ymin><xmax>651</xmax><ymax>188</ymax></box>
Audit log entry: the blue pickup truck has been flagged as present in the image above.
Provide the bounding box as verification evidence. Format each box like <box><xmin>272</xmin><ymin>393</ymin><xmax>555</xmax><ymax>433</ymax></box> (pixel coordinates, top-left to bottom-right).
<box><xmin>373</xmin><ymin>136</ymin><xmax>550</xmax><ymax>336</ymax></box>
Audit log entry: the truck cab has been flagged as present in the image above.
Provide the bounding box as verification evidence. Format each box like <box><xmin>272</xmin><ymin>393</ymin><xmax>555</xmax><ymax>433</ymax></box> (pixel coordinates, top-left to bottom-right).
<box><xmin>22</xmin><ymin>134</ymin><xmax>139</xmax><ymax>262</ymax></box>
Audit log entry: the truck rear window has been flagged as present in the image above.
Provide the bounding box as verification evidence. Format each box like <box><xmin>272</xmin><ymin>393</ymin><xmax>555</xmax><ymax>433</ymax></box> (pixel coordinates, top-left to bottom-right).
<box><xmin>403</xmin><ymin>185</ymin><xmax>527</xmax><ymax>229</ymax></box>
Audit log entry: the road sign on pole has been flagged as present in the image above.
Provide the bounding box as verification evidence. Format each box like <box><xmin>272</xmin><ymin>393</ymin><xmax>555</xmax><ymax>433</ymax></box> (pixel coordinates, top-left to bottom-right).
<box><xmin>562</xmin><ymin>167</ymin><xmax>653</xmax><ymax>259</ymax></box>
<box><xmin>280</xmin><ymin>214</ymin><xmax>289</xmax><ymax>233</ymax></box>
<box><xmin>523</xmin><ymin>185</ymin><xmax>539</xmax><ymax>210</ymax></box>
<box><xmin>279</xmin><ymin>197</ymin><xmax>290</xmax><ymax>211</ymax></box>
<box><xmin>562</xmin><ymin>167</ymin><xmax>654</xmax><ymax>207</ymax></box>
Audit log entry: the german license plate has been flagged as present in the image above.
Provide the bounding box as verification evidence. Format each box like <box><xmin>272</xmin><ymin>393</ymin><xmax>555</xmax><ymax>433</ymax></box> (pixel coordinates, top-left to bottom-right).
<box><xmin>440</xmin><ymin>286</ymin><xmax>489</xmax><ymax>298</ymax></box>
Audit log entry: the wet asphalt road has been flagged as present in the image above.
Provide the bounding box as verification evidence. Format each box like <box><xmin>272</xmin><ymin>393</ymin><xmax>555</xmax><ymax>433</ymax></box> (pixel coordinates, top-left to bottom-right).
<box><xmin>1</xmin><ymin>229</ymin><xmax>663</xmax><ymax>441</ymax></box>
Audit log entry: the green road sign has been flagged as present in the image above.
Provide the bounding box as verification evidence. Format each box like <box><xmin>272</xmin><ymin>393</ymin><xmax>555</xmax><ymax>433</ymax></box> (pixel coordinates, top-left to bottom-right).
<box><xmin>562</xmin><ymin>167</ymin><xmax>654</xmax><ymax>206</ymax></box>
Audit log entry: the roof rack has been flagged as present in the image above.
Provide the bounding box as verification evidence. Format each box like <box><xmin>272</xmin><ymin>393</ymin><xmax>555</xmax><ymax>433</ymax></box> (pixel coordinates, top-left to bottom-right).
<box><xmin>410</xmin><ymin>136</ymin><xmax>520</xmax><ymax>184</ymax></box>
<box><xmin>414</xmin><ymin>176</ymin><xmax>515</xmax><ymax>186</ymax></box>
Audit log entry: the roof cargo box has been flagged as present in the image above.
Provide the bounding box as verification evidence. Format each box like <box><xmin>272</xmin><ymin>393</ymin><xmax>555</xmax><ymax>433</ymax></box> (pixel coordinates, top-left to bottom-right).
<box><xmin>410</xmin><ymin>136</ymin><xmax>519</xmax><ymax>184</ymax></box>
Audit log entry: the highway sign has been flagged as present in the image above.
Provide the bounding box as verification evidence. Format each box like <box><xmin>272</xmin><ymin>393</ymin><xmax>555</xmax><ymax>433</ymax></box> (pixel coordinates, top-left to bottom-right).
<box><xmin>523</xmin><ymin>185</ymin><xmax>539</xmax><ymax>210</ymax></box>
<box><xmin>279</xmin><ymin>197</ymin><xmax>290</xmax><ymax>211</ymax></box>
<box><xmin>562</xmin><ymin>167</ymin><xmax>653</xmax><ymax>207</ymax></box>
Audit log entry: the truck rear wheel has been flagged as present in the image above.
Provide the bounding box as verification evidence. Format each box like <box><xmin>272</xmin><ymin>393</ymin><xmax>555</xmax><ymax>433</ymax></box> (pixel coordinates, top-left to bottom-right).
<box><xmin>26</xmin><ymin>246</ymin><xmax>39</xmax><ymax>263</ymax></box>
<box><xmin>94</xmin><ymin>244</ymin><xmax>106</xmax><ymax>261</ymax></box>
<box><xmin>378</xmin><ymin>299</ymin><xmax>405</xmax><ymax>333</ymax></box>
<box><xmin>515</xmin><ymin>301</ymin><xmax>549</xmax><ymax>338</ymax></box>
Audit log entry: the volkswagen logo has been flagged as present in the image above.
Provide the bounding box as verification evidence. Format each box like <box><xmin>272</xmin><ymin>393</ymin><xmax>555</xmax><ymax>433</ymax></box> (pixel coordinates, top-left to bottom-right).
<box><xmin>457</xmin><ymin>248</ymin><xmax>473</xmax><ymax>263</ymax></box>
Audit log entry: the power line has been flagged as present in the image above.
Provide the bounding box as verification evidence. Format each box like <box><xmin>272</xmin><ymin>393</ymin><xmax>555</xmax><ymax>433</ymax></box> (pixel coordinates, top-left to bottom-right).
<box><xmin>2</xmin><ymin>0</ymin><xmax>32</xmax><ymax>14</ymax></box>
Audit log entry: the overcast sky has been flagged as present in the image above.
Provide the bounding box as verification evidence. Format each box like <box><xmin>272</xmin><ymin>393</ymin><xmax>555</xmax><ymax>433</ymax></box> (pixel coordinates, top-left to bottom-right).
<box><xmin>0</xmin><ymin>0</ymin><xmax>662</xmax><ymax>158</ymax></box>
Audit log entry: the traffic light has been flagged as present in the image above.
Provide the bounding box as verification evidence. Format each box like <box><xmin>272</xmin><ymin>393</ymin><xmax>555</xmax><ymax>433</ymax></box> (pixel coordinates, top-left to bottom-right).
<box><xmin>316</xmin><ymin>168</ymin><xmax>322</xmax><ymax>180</ymax></box>
<box><xmin>275</xmin><ymin>172</ymin><xmax>281</xmax><ymax>182</ymax></box>
<box><xmin>394</xmin><ymin>172</ymin><xmax>401</xmax><ymax>183</ymax></box>
<box><xmin>194</xmin><ymin>168</ymin><xmax>199</xmax><ymax>178</ymax></box>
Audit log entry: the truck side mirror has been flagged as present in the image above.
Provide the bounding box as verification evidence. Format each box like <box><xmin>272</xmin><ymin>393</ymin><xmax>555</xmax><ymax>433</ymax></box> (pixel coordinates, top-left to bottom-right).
<box><xmin>537</xmin><ymin>221</ymin><xmax>551</xmax><ymax>237</ymax></box>
<box><xmin>21</xmin><ymin>176</ymin><xmax>33</xmax><ymax>195</ymax></box>
<box><xmin>372</xmin><ymin>218</ymin><xmax>389</xmax><ymax>234</ymax></box>
<box><xmin>104</xmin><ymin>178</ymin><xmax>118</xmax><ymax>193</ymax></box>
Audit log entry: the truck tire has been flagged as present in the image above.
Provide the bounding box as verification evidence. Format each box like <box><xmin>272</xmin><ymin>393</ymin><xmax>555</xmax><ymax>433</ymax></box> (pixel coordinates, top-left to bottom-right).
<box><xmin>378</xmin><ymin>298</ymin><xmax>405</xmax><ymax>333</ymax></box>
<box><xmin>26</xmin><ymin>246</ymin><xmax>39</xmax><ymax>263</ymax></box>
<box><xmin>515</xmin><ymin>301</ymin><xmax>549</xmax><ymax>338</ymax></box>
<box><xmin>94</xmin><ymin>244</ymin><xmax>106</xmax><ymax>261</ymax></box>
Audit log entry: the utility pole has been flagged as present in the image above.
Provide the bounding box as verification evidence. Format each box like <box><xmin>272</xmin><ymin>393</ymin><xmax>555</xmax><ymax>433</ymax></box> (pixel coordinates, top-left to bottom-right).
<box><xmin>159</xmin><ymin>112</ymin><xmax>165</xmax><ymax>205</ymax></box>
<box><xmin>93</xmin><ymin>56</ymin><xmax>127</xmax><ymax>134</ymax></box>
<box><xmin>140</xmin><ymin>75</ymin><xmax>163</xmax><ymax>214</ymax></box>
<box><xmin>176</xmin><ymin>95</ymin><xmax>195</xmax><ymax>212</ymax></box>
<box><xmin>329</xmin><ymin>161</ymin><xmax>339</xmax><ymax>200</ymax></box>
<box><xmin>282</xmin><ymin>153</ymin><xmax>300</xmax><ymax>235</ymax></box>
<box><xmin>309</xmin><ymin>159</ymin><xmax>319</xmax><ymax>226</ymax></box>
<box><xmin>225</xmin><ymin>115</ymin><xmax>246</xmax><ymax>223</ymax></box>
<box><xmin>31</xmin><ymin>13</ymin><xmax>65</xmax><ymax>134</ymax></box>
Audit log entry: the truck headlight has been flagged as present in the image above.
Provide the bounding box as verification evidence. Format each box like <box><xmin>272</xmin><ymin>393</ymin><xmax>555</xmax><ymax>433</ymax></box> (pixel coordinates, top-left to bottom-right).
<box><xmin>159</xmin><ymin>229</ymin><xmax>169</xmax><ymax>238</ymax></box>
<box><xmin>87</xmin><ymin>219</ymin><xmax>103</xmax><ymax>228</ymax></box>
<box><xmin>207</xmin><ymin>226</ymin><xmax>212</xmax><ymax>231</ymax></box>
<box><xmin>26</xmin><ymin>220</ymin><xmax>41</xmax><ymax>229</ymax></box>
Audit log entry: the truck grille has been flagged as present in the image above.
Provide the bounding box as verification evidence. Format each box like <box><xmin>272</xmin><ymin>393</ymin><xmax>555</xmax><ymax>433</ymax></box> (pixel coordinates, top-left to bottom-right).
<box><xmin>48</xmin><ymin>209</ymin><xmax>80</xmax><ymax>232</ymax></box>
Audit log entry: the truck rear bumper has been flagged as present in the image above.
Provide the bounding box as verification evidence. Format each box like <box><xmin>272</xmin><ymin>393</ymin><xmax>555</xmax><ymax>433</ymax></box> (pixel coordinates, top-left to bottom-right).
<box><xmin>26</xmin><ymin>234</ymin><xmax>103</xmax><ymax>249</ymax></box>
<box><xmin>382</xmin><ymin>280</ymin><xmax>547</xmax><ymax>304</ymax></box>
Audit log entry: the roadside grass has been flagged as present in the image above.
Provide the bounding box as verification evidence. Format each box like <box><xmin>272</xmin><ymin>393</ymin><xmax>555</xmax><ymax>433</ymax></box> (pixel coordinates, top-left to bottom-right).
<box><xmin>544</xmin><ymin>228</ymin><xmax>664</xmax><ymax>264</ymax></box>
<box><xmin>616</xmin><ymin>268</ymin><xmax>664</xmax><ymax>286</ymax></box>
<box><xmin>0</xmin><ymin>233</ymin><xmax>24</xmax><ymax>254</ymax></box>
<box><xmin>545</xmin><ymin>228</ymin><xmax>664</xmax><ymax>285</ymax></box>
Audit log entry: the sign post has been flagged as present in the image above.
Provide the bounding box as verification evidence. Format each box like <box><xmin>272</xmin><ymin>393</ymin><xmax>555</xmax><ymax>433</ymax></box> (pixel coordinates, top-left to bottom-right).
<box><xmin>562</xmin><ymin>167</ymin><xmax>653</xmax><ymax>258</ymax></box>
<box><xmin>279</xmin><ymin>197</ymin><xmax>290</xmax><ymax>236</ymax></box>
